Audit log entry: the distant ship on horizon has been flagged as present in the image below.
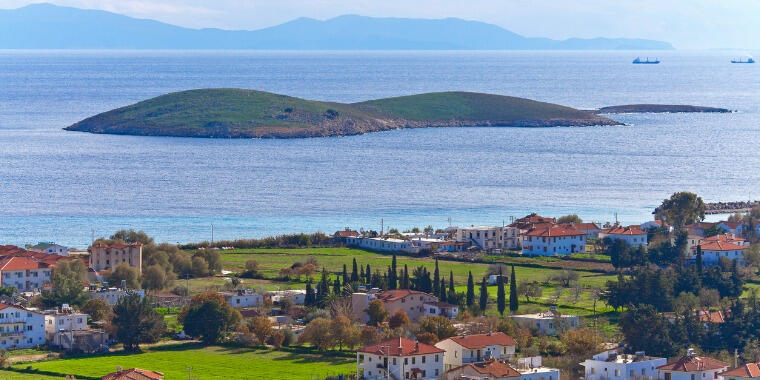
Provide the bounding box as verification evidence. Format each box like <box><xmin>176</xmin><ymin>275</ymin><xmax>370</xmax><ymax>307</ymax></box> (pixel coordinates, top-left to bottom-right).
<box><xmin>633</xmin><ymin>57</ymin><xmax>660</xmax><ymax>64</ymax></box>
<box><xmin>731</xmin><ymin>57</ymin><xmax>755</xmax><ymax>64</ymax></box>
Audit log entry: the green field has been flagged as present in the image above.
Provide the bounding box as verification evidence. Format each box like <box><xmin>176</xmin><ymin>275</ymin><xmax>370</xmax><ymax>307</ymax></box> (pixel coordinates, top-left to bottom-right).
<box><xmin>217</xmin><ymin>247</ymin><xmax>616</xmax><ymax>317</ymax></box>
<box><xmin>3</xmin><ymin>344</ymin><xmax>355</xmax><ymax>380</ymax></box>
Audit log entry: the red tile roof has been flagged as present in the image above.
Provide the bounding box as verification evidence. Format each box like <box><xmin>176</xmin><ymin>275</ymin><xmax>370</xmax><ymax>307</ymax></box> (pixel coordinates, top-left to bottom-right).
<box><xmin>686</xmin><ymin>222</ymin><xmax>717</xmax><ymax>230</ymax></box>
<box><xmin>0</xmin><ymin>303</ymin><xmax>41</xmax><ymax>314</ymax></box>
<box><xmin>562</xmin><ymin>223</ymin><xmax>601</xmax><ymax>231</ymax></box>
<box><xmin>700</xmin><ymin>241</ymin><xmax>747</xmax><ymax>251</ymax></box>
<box><xmin>358</xmin><ymin>337</ymin><xmax>444</xmax><ymax>356</ymax></box>
<box><xmin>335</xmin><ymin>230</ymin><xmax>359</xmax><ymax>238</ymax></box>
<box><xmin>444</xmin><ymin>332</ymin><xmax>517</xmax><ymax>349</ymax></box>
<box><xmin>449</xmin><ymin>360</ymin><xmax>521</xmax><ymax>378</ymax></box>
<box><xmin>720</xmin><ymin>363</ymin><xmax>760</xmax><ymax>378</ymax></box>
<box><xmin>657</xmin><ymin>355</ymin><xmax>729</xmax><ymax>372</ymax></box>
<box><xmin>101</xmin><ymin>368</ymin><xmax>164</xmax><ymax>380</ymax></box>
<box><xmin>719</xmin><ymin>221</ymin><xmax>745</xmax><ymax>229</ymax></box>
<box><xmin>525</xmin><ymin>225</ymin><xmax>584</xmax><ymax>237</ymax></box>
<box><xmin>697</xmin><ymin>310</ymin><xmax>725</xmax><ymax>324</ymax></box>
<box><xmin>601</xmin><ymin>225</ymin><xmax>646</xmax><ymax>235</ymax></box>
<box><xmin>376</xmin><ymin>289</ymin><xmax>430</xmax><ymax>302</ymax></box>
<box><xmin>703</xmin><ymin>234</ymin><xmax>745</xmax><ymax>244</ymax></box>
<box><xmin>91</xmin><ymin>242</ymin><xmax>142</xmax><ymax>249</ymax></box>
<box><xmin>0</xmin><ymin>256</ymin><xmax>50</xmax><ymax>271</ymax></box>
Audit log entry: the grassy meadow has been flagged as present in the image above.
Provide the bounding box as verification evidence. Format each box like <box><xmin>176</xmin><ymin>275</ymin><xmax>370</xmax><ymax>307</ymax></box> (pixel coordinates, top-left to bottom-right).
<box><xmin>3</xmin><ymin>344</ymin><xmax>355</xmax><ymax>380</ymax></box>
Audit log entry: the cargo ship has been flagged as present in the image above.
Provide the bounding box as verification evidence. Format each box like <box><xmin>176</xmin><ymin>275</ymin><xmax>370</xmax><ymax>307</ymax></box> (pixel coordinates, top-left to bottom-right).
<box><xmin>731</xmin><ymin>57</ymin><xmax>755</xmax><ymax>64</ymax></box>
<box><xmin>633</xmin><ymin>57</ymin><xmax>660</xmax><ymax>64</ymax></box>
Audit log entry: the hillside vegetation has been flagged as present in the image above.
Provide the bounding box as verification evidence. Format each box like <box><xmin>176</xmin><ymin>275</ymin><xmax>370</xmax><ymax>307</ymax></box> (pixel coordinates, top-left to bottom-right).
<box><xmin>65</xmin><ymin>88</ymin><xmax>619</xmax><ymax>138</ymax></box>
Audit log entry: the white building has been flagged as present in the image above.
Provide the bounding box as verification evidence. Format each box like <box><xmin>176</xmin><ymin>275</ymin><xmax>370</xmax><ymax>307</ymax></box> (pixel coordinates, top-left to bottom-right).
<box><xmin>599</xmin><ymin>225</ymin><xmax>648</xmax><ymax>248</ymax></box>
<box><xmin>44</xmin><ymin>307</ymin><xmax>89</xmax><ymax>339</ymax></box>
<box><xmin>511</xmin><ymin>310</ymin><xmax>580</xmax><ymax>335</ymax></box>
<box><xmin>90</xmin><ymin>288</ymin><xmax>145</xmax><ymax>305</ymax></box>
<box><xmin>719</xmin><ymin>362</ymin><xmax>760</xmax><ymax>380</ymax></box>
<box><xmin>221</xmin><ymin>289</ymin><xmax>263</xmax><ymax>308</ymax></box>
<box><xmin>521</xmin><ymin>225</ymin><xmax>586</xmax><ymax>256</ymax></box>
<box><xmin>641</xmin><ymin>221</ymin><xmax>673</xmax><ymax>233</ymax></box>
<box><xmin>268</xmin><ymin>289</ymin><xmax>306</xmax><ymax>305</ymax></box>
<box><xmin>657</xmin><ymin>349</ymin><xmax>729</xmax><ymax>380</ymax></box>
<box><xmin>28</xmin><ymin>243</ymin><xmax>69</xmax><ymax>256</ymax></box>
<box><xmin>444</xmin><ymin>359</ymin><xmax>522</xmax><ymax>380</ymax></box>
<box><xmin>346</xmin><ymin>237</ymin><xmax>420</xmax><ymax>254</ymax></box>
<box><xmin>453</xmin><ymin>226</ymin><xmax>521</xmax><ymax>251</ymax></box>
<box><xmin>581</xmin><ymin>350</ymin><xmax>666</xmax><ymax>380</ymax></box>
<box><xmin>699</xmin><ymin>241</ymin><xmax>747</xmax><ymax>266</ymax></box>
<box><xmin>516</xmin><ymin>356</ymin><xmax>561</xmax><ymax>380</ymax></box>
<box><xmin>423</xmin><ymin>301</ymin><xmax>458</xmax><ymax>319</ymax></box>
<box><xmin>0</xmin><ymin>256</ymin><xmax>53</xmax><ymax>292</ymax></box>
<box><xmin>435</xmin><ymin>332</ymin><xmax>517</xmax><ymax>371</ymax></box>
<box><xmin>717</xmin><ymin>221</ymin><xmax>746</xmax><ymax>236</ymax></box>
<box><xmin>0</xmin><ymin>304</ymin><xmax>45</xmax><ymax>349</ymax></box>
<box><xmin>357</xmin><ymin>337</ymin><xmax>444</xmax><ymax>380</ymax></box>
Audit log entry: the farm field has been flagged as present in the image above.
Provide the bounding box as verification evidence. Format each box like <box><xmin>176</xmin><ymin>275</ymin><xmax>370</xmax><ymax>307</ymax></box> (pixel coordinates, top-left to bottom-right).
<box><xmin>3</xmin><ymin>344</ymin><xmax>355</xmax><ymax>380</ymax></box>
<box><xmin>215</xmin><ymin>247</ymin><xmax>617</xmax><ymax>317</ymax></box>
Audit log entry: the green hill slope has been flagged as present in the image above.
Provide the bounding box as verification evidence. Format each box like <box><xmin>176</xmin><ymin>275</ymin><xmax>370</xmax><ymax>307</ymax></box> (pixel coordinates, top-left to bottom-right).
<box><xmin>65</xmin><ymin>89</ymin><xmax>619</xmax><ymax>138</ymax></box>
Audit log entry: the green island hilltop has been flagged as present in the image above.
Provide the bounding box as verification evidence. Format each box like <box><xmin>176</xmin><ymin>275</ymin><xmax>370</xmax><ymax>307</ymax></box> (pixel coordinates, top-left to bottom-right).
<box><xmin>65</xmin><ymin>88</ymin><xmax>621</xmax><ymax>138</ymax></box>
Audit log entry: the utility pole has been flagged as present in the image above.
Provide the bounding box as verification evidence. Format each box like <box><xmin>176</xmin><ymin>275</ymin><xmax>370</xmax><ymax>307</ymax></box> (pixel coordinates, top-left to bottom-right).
<box><xmin>381</xmin><ymin>218</ymin><xmax>384</xmax><ymax>236</ymax></box>
<box><xmin>211</xmin><ymin>224</ymin><xmax>214</xmax><ymax>244</ymax></box>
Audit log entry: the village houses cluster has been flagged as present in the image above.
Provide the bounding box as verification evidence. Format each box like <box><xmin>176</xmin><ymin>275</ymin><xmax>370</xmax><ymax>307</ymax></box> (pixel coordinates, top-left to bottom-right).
<box><xmin>0</xmin><ymin>210</ymin><xmax>757</xmax><ymax>379</ymax></box>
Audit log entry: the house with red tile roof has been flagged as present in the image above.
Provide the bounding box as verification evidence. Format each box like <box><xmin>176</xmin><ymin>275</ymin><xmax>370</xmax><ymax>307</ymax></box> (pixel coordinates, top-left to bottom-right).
<box><xmin>685</xmin><ymin>222</ymin><xmax>719</xmax><ymax>237</ymax></box>
<box><xmin>561</xmin><ymin>222</ymin><xmax>602</xmax><ymax>238</ymax></box>
<box><xmin>521</xmin><ymin>225</ymin><xmax>586</xmax><ymax>256</ymax></box>
<box><xmin>0</xmin><ymin>246</ymin><xmax>78</xmax><ymax>292</ymax></box>
<box><xmin>581</xmin><ymin>349</ymin><xmax>666</xmax><ymax>380</ymax></box>
<box><xmin>352</xmin><ymin>290</ymin><xmax>440</xmax><ymax>323</ymax></box>
<box><xmin>717</xmin><ymin>221</ymin><xmax>748</xmax><ymax>236</ymax></box>
<box><xmin>699</xmin><ymin>240</ymin><xmax>747</xmax><ymax>266</ymax></box>
<box><xmin>357</xmin><ymin>337</ymin><xmax>444</xmax><ymax>380</ymax></box>
<box><xmin>719</xmin><ymin>362</ymin><xmax>760</xmax><ymax>380</ymax></box>
<box><xmin>599</xmin><ymin>225</ymin><xmax>648</xmax><ymax>247</ymax></box>
<box><xmin>510</xmin><ymin>213</ymin><xmax>557</xmax><ymax>230</ymax></box>
<box><xmin>333</xmin><ymin>228</ymin><xmax>360</xmax><ymax>241</ymax></box>
<box><xmin>89</xmin><ymin>242</ymin><xmax>143</xmax><ymax>274</ymax></box>
<box><xmin>435</xmin><ymin>332</ymin><xmax>517</xmax><ymax>371</ymax></box>
<box><xmin>444</xmin><ymin>359</ymin><xmax>522</xmax><ymax>380</ymax></box>
<box><xmin>657</xmin><ymin>349</ymin><xmax>729</xmax><ymax>380</ymax></box>
<box><xmin>101</xmin><ymin>368</ymin><xmax>164</xmax><ymax>380</ymax></box>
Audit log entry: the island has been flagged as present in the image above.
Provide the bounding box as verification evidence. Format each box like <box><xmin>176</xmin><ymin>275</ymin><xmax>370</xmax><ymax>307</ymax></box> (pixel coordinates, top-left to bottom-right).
<box><xmin>594</xmin><ymin>104</ymin><xmax>731</xmax><ymax>114</ymax></box>
<box><xmin>65</xmin><ymin>89</ymin><xmax>621</xmax><ymax>139</ymax></box>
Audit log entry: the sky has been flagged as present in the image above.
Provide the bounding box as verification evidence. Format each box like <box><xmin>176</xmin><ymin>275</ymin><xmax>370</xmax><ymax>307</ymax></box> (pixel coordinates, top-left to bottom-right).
<box><xmin>2</xmin><ymin>0</ymin><xmax>759</xmax><ymax>49</ymax></box>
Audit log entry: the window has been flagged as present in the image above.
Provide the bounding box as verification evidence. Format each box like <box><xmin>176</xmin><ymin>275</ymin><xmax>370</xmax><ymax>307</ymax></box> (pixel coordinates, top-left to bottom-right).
<box><xmin>615</xmin><ymin>369</ymin><xmax>619</xmax><ymax>376</ymax></box>
<box><xmin>26</xmin><ymin>326</ymin><xmax>32</xmax><ymax>331</ymax></box>
<box><xmin>404</xmin><ymin>358</ymin><xmax>408</xmax><ymax>365</ymax></box>
<box><xmin>393</xmin><ymin>358</ymin><xmax>396</xmax><ymax>365</ymax></box>
<box><xmin>411</xmin><ymin>357</ymin><xmax>415</xmax><ymax>364</ymax></box>
<box><xmin>591</xmin><ymin>368</ymin><xmax>595</xmax><ymax>374</ymax></box>
<box><xmin>435</xmin><ymin>355</ymin><xmax>439</xmax><ymax>362</ymax></box>
<box><xmin>435</xmin><ymin>369</ymin><xmax>439</xmax><ymax>376</ymax></box>
<box><xmin>691</xmin><ymin>374</ymin><xmax>696</xmax><ymax>380</ymax></box>
<box><xmin>359</xmin><ymin>354</ymin><xmax>364</xmax><ymax>362</ymax></box>
<box><xmin>422</xmin><ymin>356</ymin><xmax>425</xmax><ymax>363</ymax></box>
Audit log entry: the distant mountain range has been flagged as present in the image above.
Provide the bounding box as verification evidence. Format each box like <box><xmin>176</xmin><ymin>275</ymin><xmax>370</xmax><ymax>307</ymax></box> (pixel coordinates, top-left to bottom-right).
<box><xmin>0</xmin><ymin>3</ymin><xmax>675</xmax><ymax>50</ymax></box>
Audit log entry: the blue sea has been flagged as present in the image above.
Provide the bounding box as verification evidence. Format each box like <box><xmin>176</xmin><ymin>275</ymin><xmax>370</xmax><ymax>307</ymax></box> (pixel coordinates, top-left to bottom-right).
<box><xmin>1</xmin><ymin>50</ymin><xmax>759</xmax><ymax>247</ymax></box>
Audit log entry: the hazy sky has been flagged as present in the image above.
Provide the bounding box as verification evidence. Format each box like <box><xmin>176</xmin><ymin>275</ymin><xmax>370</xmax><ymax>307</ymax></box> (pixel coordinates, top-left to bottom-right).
<box><xmin>3</xmin><ymin>0</ymin><xmax>759</xmax><ymax>49</ymax></box>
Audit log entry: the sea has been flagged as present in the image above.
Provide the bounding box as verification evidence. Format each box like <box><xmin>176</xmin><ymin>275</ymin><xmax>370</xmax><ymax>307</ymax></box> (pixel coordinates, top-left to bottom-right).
<box><xmin>1</xmin><ymin>50</ymin><xmax>759</xmax><ymax>247</ymax></box>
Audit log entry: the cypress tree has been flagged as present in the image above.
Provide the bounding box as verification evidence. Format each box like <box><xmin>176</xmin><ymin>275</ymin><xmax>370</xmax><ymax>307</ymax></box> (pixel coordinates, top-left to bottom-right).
<box><xmin>333</xmin><ymin>277</ymin><xmax>341</xmax><ymax>295</ymax></box>
<box><xmin>497</xmin><ymin>268</ymin><xmax>506</xmax><ymax>315</ymax></box>
<box><xmin>466</xmin><ymin>271</ymin><xmax>475</xmax><ymax>307</ymax></box>
<box><xmin>440</xmin><ymin>281</ymin><xmax>447</xmax><ymax>303</ymax></box>
<box><xmin>433</xmin><ymin>259</ymin><xmax>440</xmax><ymax>297</ymax></box>
<box><xmin>305</xmin><ymin>281</ymin><xmax>314</xmax><ymax>306</ymax></box>
<box><xmin>342</xmin><ymin>264</ymin><xmax>349</xmax><ymax>284</ymax></box>
<box><xmin>365</xmin><ymin>264</ymin><xmax>371</xmax><ymax>284</ymax></box>
<box><xmin>389</xmin><ymin>255</ymin><xmax>398</xmax><ymax>289</ymax></box>
<box><xmin>479</xmin><ymin>277</ymin><xmax>488</xmax><ymax>312</ymax></box>
<box><xmin>402</xmin><ymin>265</ymin><xmax>409</xmax><ymax>289</ymax></box>
<box><xmin>509</xmin><ymin>265</ymin><xmax>519</xmax><ymax>312</ymax></box>
<box><xmin>696</xmin><ymin>245</ymin><xmax>703</xmax><ymax>277</ymax></box>
<box><xmin>358</xmin><ymin>262</ymin><xmax>364</xmax><ymax>281</ymax></box>
<box><xmin>448</xmin><ymin>271</ymin><xmax>455</xmax><ymax>300</ymax></box>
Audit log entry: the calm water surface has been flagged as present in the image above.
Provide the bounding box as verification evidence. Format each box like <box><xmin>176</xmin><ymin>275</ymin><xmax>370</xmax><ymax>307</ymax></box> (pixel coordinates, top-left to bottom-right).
<box><xmin>1</xmin><ymin>50</ymin><xmax>758</xmax><ymax>246</ymax></box>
